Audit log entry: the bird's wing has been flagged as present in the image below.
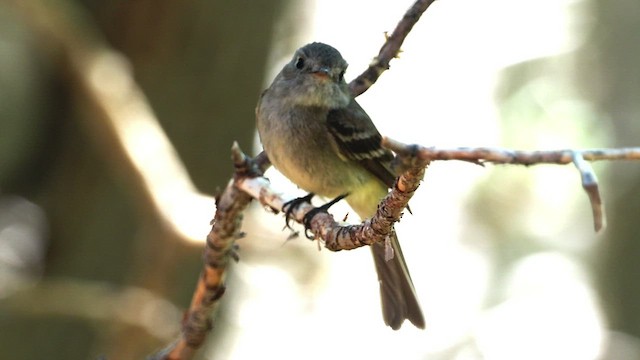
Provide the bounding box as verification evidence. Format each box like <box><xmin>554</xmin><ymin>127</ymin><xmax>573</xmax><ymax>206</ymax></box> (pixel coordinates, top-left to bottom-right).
<box><xmin>326</xmin><ymin>99</ymin><xmax>396</xmax><ymax>188</ymax></box>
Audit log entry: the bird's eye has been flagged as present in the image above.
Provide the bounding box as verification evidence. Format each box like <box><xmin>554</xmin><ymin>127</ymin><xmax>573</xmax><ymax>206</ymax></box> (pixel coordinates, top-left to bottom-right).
<box><xmin>295</xmin><ymin>57</ymin><xmax>305</xmax><ymax>69</ymax></box>
<box><xmin>338</xmin><ymin>70</ymin><xmax>345</xmax><ymax>82</ymax></box>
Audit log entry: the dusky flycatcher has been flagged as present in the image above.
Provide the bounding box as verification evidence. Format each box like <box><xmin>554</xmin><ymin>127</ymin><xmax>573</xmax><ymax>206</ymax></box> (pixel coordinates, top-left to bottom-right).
<box><xmin>256</xmin><ymin>42</ymin><xmax>424</xmax><ymax>330</ymax></box>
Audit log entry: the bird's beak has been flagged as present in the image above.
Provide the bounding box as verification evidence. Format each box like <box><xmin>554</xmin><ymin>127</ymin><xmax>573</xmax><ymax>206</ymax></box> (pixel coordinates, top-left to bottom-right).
<box><xmin>312</xmin><ymin>67</ymin><xmax>331</xmax><ymax>80</ymax></box>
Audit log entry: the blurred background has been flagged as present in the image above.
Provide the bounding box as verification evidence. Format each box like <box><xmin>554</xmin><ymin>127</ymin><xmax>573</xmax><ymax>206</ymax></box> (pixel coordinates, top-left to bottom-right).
<box><xmin>1</xmin><ymin>0</ymin><xmax>640</xmax><ymax>359</ymax></box>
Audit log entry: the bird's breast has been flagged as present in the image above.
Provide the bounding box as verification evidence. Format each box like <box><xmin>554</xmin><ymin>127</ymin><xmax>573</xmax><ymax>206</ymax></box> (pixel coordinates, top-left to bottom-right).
<box><xmin>258</xmin><ymin>105</ymin><xmax>369</xmax><ymax>197</ymax></box>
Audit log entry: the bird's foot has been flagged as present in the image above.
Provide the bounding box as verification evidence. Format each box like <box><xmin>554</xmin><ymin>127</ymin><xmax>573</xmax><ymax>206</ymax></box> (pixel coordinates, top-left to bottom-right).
<box><xmin>302</xmin><ymin>193</ymin><xmax>349</xmax><ymax>239</ymax></box>
<box><xmin>283</xmin><ymin>193</ymin><xmax>315</xmax><ymax>231</ymax></box>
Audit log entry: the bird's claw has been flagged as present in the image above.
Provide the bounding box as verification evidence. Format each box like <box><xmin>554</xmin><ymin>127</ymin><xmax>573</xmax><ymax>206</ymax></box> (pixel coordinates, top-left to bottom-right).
<box><xmin>302</xmin><ymin>193</ymin><xmax>349</xmax><ymax>239</ymax></box>
<box><xmin>283</xmin><ymin>193</ymin><xmax>315</xmax><ymax>231</ymax></box>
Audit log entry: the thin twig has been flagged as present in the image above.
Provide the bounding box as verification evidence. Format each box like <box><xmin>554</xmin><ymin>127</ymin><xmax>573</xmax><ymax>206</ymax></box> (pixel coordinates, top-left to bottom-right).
<box><xmin>383</xmin><ymin>137</ymin><xmax>640</xmax><ymax>164</ymax></box>
<box><xmin>382</xmin><ymin>137</ymin><xmax>640</xmax><ymax>233</ymax></box>
<box><xmin>349</xmin><ymin>0</ymin><xmax>438</xmax><ymax>96</ymax></box>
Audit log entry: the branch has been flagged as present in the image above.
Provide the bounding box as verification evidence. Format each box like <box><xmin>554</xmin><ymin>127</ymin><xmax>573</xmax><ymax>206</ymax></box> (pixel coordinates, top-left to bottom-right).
<box><xmin>383</xmin><ymin>137</ymin><xmax>640</xmax><ymax>232</ymax></box>
<box><xmin>349</xmin><ymin>0</ymin><xmax>438</xmax><ymax>96</ymax></box>
<box><xmin>151</xmin><ymin>143</ymin><xmax>264</xmax><ymax>360</ymax></box>
<box><xmin>239</xmin><ymin>157</ymin><xmax>427</xmax><ymax>252</ymax></box>
<box><xmin>383</xmin><ymin>139</ymin><xmax>640</xmax><ymax>164</ymax></box>
<box><xmin>243</xmin><ymin>138</ymin><xmax>634</xmax><ymax>250</ymax></box>
<box><xmin>158</xmin><ymin>140</ymin><xmax>638</xmax><ymax>358</ymax></box>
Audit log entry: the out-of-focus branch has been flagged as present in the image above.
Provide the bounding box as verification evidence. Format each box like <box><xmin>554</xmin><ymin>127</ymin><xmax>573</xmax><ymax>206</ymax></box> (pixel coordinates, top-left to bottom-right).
<box><xmin>349</xmin><ymin>0</ymin><xmax>438</xmax><ymax>96</ymax></box>
<box><xmin>10</xmin><ymin>0</ymin><xmax>213</xmax><ymax>243</ymax></box>
<box><xmin>3</xmin><ymin>279</ymin><xmax>181</xmax><ymax>341</ymax></box>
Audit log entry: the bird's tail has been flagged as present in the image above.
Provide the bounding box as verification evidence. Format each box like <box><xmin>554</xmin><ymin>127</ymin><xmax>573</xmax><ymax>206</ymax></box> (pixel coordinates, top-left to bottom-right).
<box><xmin>347</xmin><ymin>183</ymin><xmax>424</xmax><ymax>329</ymax></box>
<box><xmin>370</xmin><ymin>229</ymin><xmax>425</xmax><ymax>330</ymax></box>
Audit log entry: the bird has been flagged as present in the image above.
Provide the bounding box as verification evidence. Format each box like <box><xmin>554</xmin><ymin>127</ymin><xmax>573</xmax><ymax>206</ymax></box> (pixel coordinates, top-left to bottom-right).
<box><xmin>256</xmin><ymin>42</ymin><xmax>424</xmax><ymax>330</ymax></box>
